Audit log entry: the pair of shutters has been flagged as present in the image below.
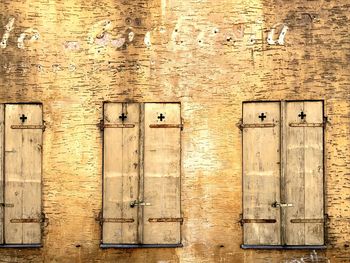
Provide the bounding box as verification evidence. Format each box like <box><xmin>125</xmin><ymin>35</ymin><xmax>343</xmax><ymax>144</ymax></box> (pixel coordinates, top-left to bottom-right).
<box><xmin>242</xmin><ymin>101</ymin><xmax>324</xmax><ymax>246</ymax></box>
<box><xmin>102</xmin><ymin>103</ymin><xmax>181</xmax><ymax>245</ymax></box>
<box><xmin>0</xmin><ymin>104</ymin><xmax>43</xmax><ymax>245</ymax></box>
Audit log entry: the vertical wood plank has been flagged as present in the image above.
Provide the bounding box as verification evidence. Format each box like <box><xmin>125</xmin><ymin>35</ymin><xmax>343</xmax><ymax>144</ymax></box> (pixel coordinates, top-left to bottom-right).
<box><xmin>102</xmin><ymin>103</ymin><xmax>139</xmax><ymax>244</ymax></box>
<box><xmin>242</xmin><ymin>102</ymin><xmax>281</xmax><ymax>245</ymax></box>
<box><xmin>285</xmin><ymin>101</ymin><xmax>324</xmax><ymax>245</ymax></box>
<box><xmin>137</xmin><ymin>103</ymin><xmax>145</xmax><ymax>244</ymax></box>
<box><xmin>0</xmin><ymin>104</ymin><xmax>4</xmax><ymax>244</ymax></box>
<box><xmin>4</xmin><ymin>104</ymin><xmax>42</xmax><ymax>244</ymax></box>
<box><xmin>280</xmin><ymin>101</ymin><xmax>287</xmax><ymax>246</ymax></box>
<box><xmin>143</xmin><ymin>103</ymin><xmax>181</xmax><ymax>244</ymax></box>
<box><xmin>304</xmin><ymin>101</ymin><xmax>324</xmax><ymax>245</ymax></box>
<box><xmin>285</xmin><ymin>101</ymin><xmax>305</xmax><ymax>245</ymax></box>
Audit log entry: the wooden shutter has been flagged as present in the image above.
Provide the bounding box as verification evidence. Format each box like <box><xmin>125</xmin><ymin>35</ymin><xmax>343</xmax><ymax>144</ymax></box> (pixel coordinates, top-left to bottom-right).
<box><xmin>102</xmin><ymin>103</ymin><xmax>140</xmax><ymax>244</ymax></box>
<box><xmin>4</xmin><ymin>104</ymin><xmax>42</xmax><ymax>244</ymax></box>
<box><xmin>242</xmin><ymin>102</ymin><xmax>281</xmax><ymax>245</ymax></box>
<box><xmin>284</xmin><ymin>101</ymin><xmax>324</xmax><ymax>245</ymax></box>
<box><xmin>0</xmin><ymin>105</ymin><xmax>4</xmax><ymax>244</ymax></box>
<box><xmin>143</xmin><ymin>103</ymin><xmax>181</xmax><ymax>244</ymax></box>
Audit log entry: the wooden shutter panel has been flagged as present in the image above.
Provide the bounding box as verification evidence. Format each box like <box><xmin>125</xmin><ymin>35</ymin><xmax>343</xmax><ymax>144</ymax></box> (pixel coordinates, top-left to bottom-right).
<box><xmin>143</xmin><ymin>103</ymin><xmax>181</xmax><ymax>244</ymax></box>
<box><xmin>4</xmin><ymin>104</ymin><xmax>42</xmax><ymax>244</ymax></box>
<box><xmin>242</xmin><ymin>102</ymin><xmax>281</xmax><ymax>245</ymax></box>
<box><xmin>102</xmin><ymin>103</ymin><xmax>140</xmax><ymax>244</ymax></box>
<box><xmin>285</xmin><ymin>101</ymin><xmax>324</xmax><ymax>245</ymax></box>
<box><xmin>0</xmin><ymin>105</ymin><xmax>4</xmax><ymax>244</ymax></box>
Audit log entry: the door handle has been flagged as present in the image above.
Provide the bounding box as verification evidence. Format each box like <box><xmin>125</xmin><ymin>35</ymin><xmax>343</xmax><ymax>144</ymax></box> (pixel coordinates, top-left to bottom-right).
<box><xmin>130</xmin><ymin>200</ymin><xmax>151</xmax><ymax>208</ymax></box>
<box><xmin>271</xmin><ymin>201</ymin><xmax>293</xmax><ymax>208</ymax></box>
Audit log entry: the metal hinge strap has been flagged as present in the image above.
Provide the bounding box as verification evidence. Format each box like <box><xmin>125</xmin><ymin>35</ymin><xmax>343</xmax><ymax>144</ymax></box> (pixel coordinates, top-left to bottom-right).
<box><xmin>103</xmin><ymin>218</ymin><xmax>135</xmax><ymax>223</ymax></box>
<box><xmin>239</xmin><ymin>123</ymin><xmax>276</xmax><ymax>129</ymax></box>
<box><xmin>240</xmin><ymin>219</ymin><xmax>277</xmax><ymax>224</ymax></box>
<box><xmin>289</xmin><ymin>123</ymin><xmax>324</xmax><ymax>127</ymax></box>
<box><xmin>99</xmin><ymin>120</ymin><xmax>136</xmax><ymax>130</ymax></box>
<box><xmin>11</xmin><ymin>125</ymin><xmax>46</xmax><ymax>130</ymax></box>
<box><xmin>290</xmin><ymin>219</ymin><xmax>324</xmax><ymax>223</ymax></box>
<box><xmin>149</xmin><ymin>124</ymin><xmax>183</xmax><ymax>129</ymax></box>
<box><xmin>148</xmin><ymin>218</ymin><xmax>184</xmax><ymax>224</ymax></box>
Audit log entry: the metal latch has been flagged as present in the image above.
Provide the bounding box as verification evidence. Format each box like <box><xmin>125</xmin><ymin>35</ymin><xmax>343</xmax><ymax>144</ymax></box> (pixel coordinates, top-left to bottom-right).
<box><xmin>130</xmin><ymin>200</ymin><xmax>151</xmax><ymax>208</ymax></box>
<box><xmin>0</xmin><ymin>203</ymin><xmax>14</xmax><ymax>207</ymax></box>
<box><xmin>272</xmin><ymin>201</ymin><xmax>293</xmax><ymax>208</ymax></box>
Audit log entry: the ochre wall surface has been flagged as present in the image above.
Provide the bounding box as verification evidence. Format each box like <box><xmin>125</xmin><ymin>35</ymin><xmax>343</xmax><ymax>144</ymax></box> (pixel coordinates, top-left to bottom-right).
<box><xmin>0</xmin><ymin>0</ymin><xmax>349</xmax><ymax>262</ymax></box>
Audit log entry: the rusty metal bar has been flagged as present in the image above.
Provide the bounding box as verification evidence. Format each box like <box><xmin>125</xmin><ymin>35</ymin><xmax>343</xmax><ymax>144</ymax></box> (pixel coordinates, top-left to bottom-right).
<box><xmin>149</xmin><ymin>124</ymin><xmax>182</xmax><ymax>129</ymax></box>
<box><xmin>103</xmin><ymin>218</ymin><xmax>134</xmax><ymax>223</ymax></box>
<box><xmin>241</xmin><ymin>219</ymin><xmax>277</xmax><ymax>224</ymax></box>
<box><xmin>10</xmin><ymin>218</ymin><xmax>41</xmax><ymax>223</ymax></box>
<box><xmin>11</xmin><ymin>125</ymin><xmax>45</xmax><ymax>130</ymax></box>
<box><xmin>289</xmin><ymin>123</ymin><xmax>324</xmax><ymax>127</ymax></box>
<box><xmin>290</xmin><ymin>219</ymin><xmax>324</xmax><ymax>223</ymax></box>
<box><xmin>148</xmin><ymin>218</ymin><xmax>184</xmax><ymax>223</ymax></box>
<box><xmin>240</xmin><ymin>123</ymin><xmax>275</xmax><ymax>129</ymax></box>
<box><xmin>103</xmin><ymin>124</ymin><xmax>135</xmax><ymax>129</ymax></box>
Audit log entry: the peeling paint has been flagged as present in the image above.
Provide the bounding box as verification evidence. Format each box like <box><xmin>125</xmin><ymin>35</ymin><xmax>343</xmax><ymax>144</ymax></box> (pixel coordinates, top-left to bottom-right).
<box><xmin>128</xmin><ymin>31</ymin><xmax>135</xmax><ymax>42</ymax></box>
<box><xmin>87</xmin><ymin>19</ymin><xmax>113</xmax><ymax>44</ymax></box>
<box><xmin>0</xmin><ymin>17</ymin><xmax>15</xmax><ymax>49</ymax></box>
<box><xmin>267</xmin><ymin>23</ymin><xmax>288</xmax><ymax>45</ymax></box>
<box><xmin>111</xmin><ymin>37</ymin><xmax>125</xmax><ymax>48</ymax></box>
<box><xmin>144</xmin><ymin>31</ymin><xmax>151</xmax><ymax>47</ymax></box>
<box><xmin>17</xmin><ymin>28</ymin><xmax>40</xmax><ymax>49</ymax></box>
<box><xmin>64</xmin><ymin>41</ymin><xmax>80</xmax><ymax>51</ymax></box>
<box><xmin>232</xmin><ymin>23</ymin><xmax>245</xmax><ymax>39</ymax></box>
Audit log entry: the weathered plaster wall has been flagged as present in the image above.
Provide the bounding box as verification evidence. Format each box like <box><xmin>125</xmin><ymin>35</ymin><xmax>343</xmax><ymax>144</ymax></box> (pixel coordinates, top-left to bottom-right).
<box><xmin>0</xmin><ymin>0</ymin><xmax>349</xmax><ymax>262</ymax></box>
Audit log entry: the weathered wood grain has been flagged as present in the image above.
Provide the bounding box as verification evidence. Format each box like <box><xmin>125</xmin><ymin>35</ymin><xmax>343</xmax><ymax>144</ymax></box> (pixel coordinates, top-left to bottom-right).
<box><xmin>103</xmin><ymin>103</ymin><xmax>139</xmax><ymax>244</ymax></box>
<box><xmin>0</xmin><ymin>105</ymin><xmax>3</xmax><ymax>244</ymax></box>
<box><xmin>243</xmin><ymin>102</ymin><xmax>281</xmax><ymax>245</ymax></box>
<box><xmin>143</xmin><ymin>103</ymin><xmax>181</xmax><ymax>244</ymax></box>
<box><xmin>285</xmin><ymin>101</ymin><xmax>324</xmax><ymax>245</ymax></box>
<box><xmin>4</xmin><ymin>104</ymin><xmax>42</xmax><ymax>244</ymax></box>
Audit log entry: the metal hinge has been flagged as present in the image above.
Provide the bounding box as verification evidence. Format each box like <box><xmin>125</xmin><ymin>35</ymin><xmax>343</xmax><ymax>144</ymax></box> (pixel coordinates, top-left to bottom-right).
<box><xmin>324</xmin><ymin>116</ymin><xmax>329</xmax><ymax>126</ymax></box>
<box><xmin>95</xmin><ymin>210</ymin><xmax>103</xmax><ymax>226</ymax></box>
<box><xmin>238</xmin><ymin>119</ymin><xmax>244</xmax><ymax>131</ymax></box>
<box><xmin>239</xmin><ymin>213</ymin><xmax>244</xmax><ymax>226</ymax></box>
<box><xmin>99</xmin><ymin>120</ymin><xmax>104</xmax><ymax>131</ymax></box>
